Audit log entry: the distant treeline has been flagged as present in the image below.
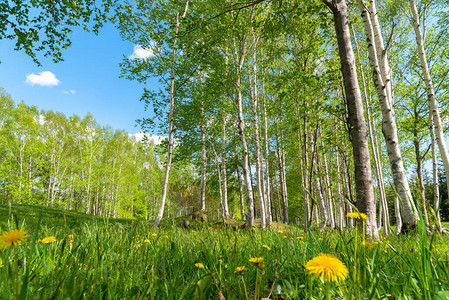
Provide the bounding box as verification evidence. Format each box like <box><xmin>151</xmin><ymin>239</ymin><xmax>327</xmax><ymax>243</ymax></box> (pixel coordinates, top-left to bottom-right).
<box><xmin>0</xmin><ymin>89</ymin><xmax>170</xmax><ymax>219</ymax></box>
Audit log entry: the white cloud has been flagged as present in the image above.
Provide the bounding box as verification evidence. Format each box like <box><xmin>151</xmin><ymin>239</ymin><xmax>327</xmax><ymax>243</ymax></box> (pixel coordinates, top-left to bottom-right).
<box><xmin>129</xmin><ymin>44</ymin><xmax>154</xmax><ymax>60</ymax></box>
<box><xmin>25</xmin><ymin>71</ymin><xmax>60</xmax><ymax>87</ymax></box>
<box><xmin>129</xmin><ymin>132</ymin><xmax>166</xmax><ymax>145</ymax></box>
<box><xmin>63</xmin><ymin>89</ymin><xmax>76</xmax><ymax>95</ymax></box>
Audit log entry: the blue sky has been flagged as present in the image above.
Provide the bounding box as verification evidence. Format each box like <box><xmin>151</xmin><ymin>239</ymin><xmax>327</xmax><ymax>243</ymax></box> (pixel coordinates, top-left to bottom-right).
<box><xmin>0</xmin><ymin>23</ymin><xmax>159</xmax><ymax>134</ymax></box>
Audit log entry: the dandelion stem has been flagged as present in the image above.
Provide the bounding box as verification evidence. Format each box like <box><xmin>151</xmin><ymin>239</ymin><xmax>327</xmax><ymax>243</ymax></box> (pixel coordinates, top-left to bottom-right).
<box><xmin>242</xmin><ymin>276</ymin><xmax>248</xmax><ymax>300</ymax></box>
<box><xmin>325</xmin><ymin>281</ymin><xmax>330</xmax><ymax>300</ymax></box>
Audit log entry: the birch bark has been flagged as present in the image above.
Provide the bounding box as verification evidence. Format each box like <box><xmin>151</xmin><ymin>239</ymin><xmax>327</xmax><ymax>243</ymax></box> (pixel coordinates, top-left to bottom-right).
<box><xmin>353</xmin><ymin>24</ymin><xmax>389</xmax><ymax>234</ymax></box>
<box><xmin>154</xmin><ymin>0</ymin><xmax>189</xmax><ymax>228</ymax></box>
<box><xmin>323</xmin><ymin>0</ymin><xmax>378</xmax><ymax>238</ymax></box>
<box><xmin>262</xmin><ymin>76</ymin><xmax>273</xmax><ymax>226</ymax></box>
<box><xmin>233</xmin><ymin>36</ymin><xmax>255</xmax><ymax>228</ymax></box>
<box><xmin>409</xmin><ymin>0</ymin><xmax>449</xmax><ymax>199</ymax></box>
<box><xmin>430</xmin><ymin>113</ymin><xmax>442</xmax><ymax>228</ymax></box>
<box><xmin>199</xmin><ymin>73</ymin><xmax>207</xmax><ymax>212</ymax></box>
<box><xmin>249</xmin><ymin>32</ymin><xmax>266</xmax><ymax>228</ymax></box>
<box><xmin>359</xmin><ymin>2</ymin><xmax>417</xmax><ymax>226</ymax></box>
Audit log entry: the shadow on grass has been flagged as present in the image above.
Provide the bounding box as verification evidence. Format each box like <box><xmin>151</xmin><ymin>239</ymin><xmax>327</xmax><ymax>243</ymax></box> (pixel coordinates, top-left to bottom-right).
<box><xmin>0</xmin><ymin>203</ymin><xmax>134</xmax><ymax>230</ymax></box>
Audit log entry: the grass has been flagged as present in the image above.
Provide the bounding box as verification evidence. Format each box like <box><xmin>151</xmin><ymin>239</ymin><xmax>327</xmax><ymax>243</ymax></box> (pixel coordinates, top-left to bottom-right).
<box><xmin>1</xmin><ymin>204</ymin><xmax>449</xmax><ymax>299</ymax></box>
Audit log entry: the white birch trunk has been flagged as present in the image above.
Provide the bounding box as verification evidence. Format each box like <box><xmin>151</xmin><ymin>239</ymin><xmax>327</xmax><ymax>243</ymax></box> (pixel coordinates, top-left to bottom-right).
<box><xmin>233</xmin><ymin>38</ymin><xmax>255</xmax><ymax>228</ymax></box>
<box><xmin>409</xmin><ymin>0</ymin><xmax>449</xmax><ymax>199</ymax></box>
<box><xmin>199</xmin><ymin>74</ymin><xmax>207</xmax><ymax>212</ymax></box>
<box><xmin>430</xmin><ymin>113</ymin><xmax>442</xmax><ymax>228</ymax></box>
<box><xmin>221</xmin><ymin>104</ymin><xmax>229</xmax><ymax>218</ymax></box>
<box><xmin>261</xmin><ymin>79</ymin><xmax>272</xmax><ymax>226</ymax></box>
<box><xmin>275</xmin><ymin>117</ymin><xmax>288</xmax><ymax>224</ymax></box>
<box><xmin>335</xmin><ymin>152</ymin><xmax>345</xmax><ymax>229</ymax></box>
<box><xmin>352</xmin><ymin>24</ymin><xmax>390</xmax><ymax>234</ymax></box>
<box><xmin>237</xmin><ymin>167</ymin><xmax>246</xmax><ymax>221</ymax></box>
<box><xmin>209</xmin><ymin>141</ymin><xmax>225</xmax><ymax>223</ymax></box>
<box><xmin>359</xmin><ymin>2</ymin><xmax>417</xmax><ymax>226</ymax></box>
<box><xmin>394</xmin><ymin>195</ymin><xmax>402</xmax><ymax>235</ymax></box>
<box><xmin>322</xmin><ymin>144</ymin><xmax>336</xmax><ymax>228</ymax></box>
<box><xmin>154</xmin><ymin>0</ymin><xmax>189</xmax><ymax>228</ymax></box>
<box><xmin>368</xmin><ymin>0</ymin><xmax>393</xmax><ymax>105</ymax></box>
<box><xmin>249</xmin><ymin>32</ymin><xmax>266</xmax><ymax>228</ymax></box>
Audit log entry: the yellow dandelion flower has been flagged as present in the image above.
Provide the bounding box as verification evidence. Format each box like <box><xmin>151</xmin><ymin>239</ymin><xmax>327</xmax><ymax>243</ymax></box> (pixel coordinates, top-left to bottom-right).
<box><xmin>219</xmin><ymin>255</ymin><xmax>224</xmax><ymax>259</ymax></box>
<box><xmin>234</xmin><ymin>266</ymin><xmax>248</xmax><ymax>274</ymax></box>
<box><xmin>144</xmin><ymin>239</ymin><xmax>150</xmax><ymax>243</ymax></box>
<box><xmin>297</xmin><ymin>236</ymin><xmax>304</xmax><ymax>240</ymax></box>
<box><xmin>41</xmin><ymin>236</ymin><xmax>57</xmax><ymax>244</ymax></box>
<box><xmin>278</xmin><ymin>230</ymin><xmax>283</xmax><ymax>234</ymax></box>
<box><xmin>163</xmin><ymin>235</ymin><xmax>168</xmax><ymax>239</ymax></box>
<box><xmin>384</xmin><ymin>250</ymin><xmax>388</xmax><ymax>253</ymax></box>
<box><xmin>340</xmin><ymin>252</ymin><xmax>347</xmax><ymax>257</ymax></box>
<box><xmin>0</xmin><ymin>263</ymin><xmax>3</xmax><ymax>268</ymax></box>
<box><xmin>135</xmin><ymin>244</ymin><xmax>142</xmax><ymax>248</ymax></box>
<box><xmin>69</xmin><ymin>240</ymin><xmax>74</xmax><ymax>244</ymax></box>
<box><xmin>262</xmin><ymin>245</ymin><xmax>271</xmax><ymax>251</ymax></box>
<box><xmin>191</xmin><ymin>230</ymin><xmax>196</xmax><ymax>233</ymax></box>
<box><xmin>195</xmin><ymin>263</ymin><xmax>204</xmax><ymax>269</ymax></box>
<box><xmin>0</xmin><ymin>229</ymin><xmax>30</xmax><ymax>248</ymax></box>
<box><xmin>68</xmin><ymin>234</ymin><xmax>74</xmax><ymax>239</ymax></box>
<box><xmin>346</xmin><ymin>212</ymin><xmax>367</xmax><ymax>220</ymax></box>
<box><xmin>249</xmin><ymin>257</ymin><xmax>264</xmax><ymax>266</ymax></box>
<box><xmin>283</xmin><ymin>235</ymin><xmax>287</xmax><ymax>239</ymax></box>
<box><xmin>305</xmin><ymin>253</ymin><xmax>348</xmax><ymax>282</ymax></box>
<box><xmin>360</xmin><ymin>241</ymin><xmax>373</xmax><ymax>248</ymax></box>
<box><xmin>318</xmin><ymin>238</ymin><xmax>323</xmax><ymax>241</ymax></box>
<box><xmin>152</xmin><ymin>233</ymin><xmax>157</xmax><ymax>237</ymax></box>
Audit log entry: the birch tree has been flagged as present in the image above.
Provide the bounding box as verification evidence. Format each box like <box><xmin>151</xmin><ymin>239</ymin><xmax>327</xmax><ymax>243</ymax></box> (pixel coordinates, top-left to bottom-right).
<box><xmin>358</xmin><ymin>0</ymin><xmax>418</xmax><ymax>228</ymax></box>
<box><xmin>323</xmin><ymin>0</ymin><xmax>378</xmax><ymax>238</ymax></box>
<box><xmin>409</xmin><ymin>0</ymin><xmax>449</xmax><ymax>203</ymax></box>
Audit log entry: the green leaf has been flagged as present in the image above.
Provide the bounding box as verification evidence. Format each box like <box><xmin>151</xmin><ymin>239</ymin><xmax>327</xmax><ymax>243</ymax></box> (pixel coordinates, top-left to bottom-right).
<box><xmin>273</xmin><ymin>279</ymin><xmax>293</xmax><ymax>295</ymax></box>
<box><xmin>436</xmin><ymin>291</ymin><xmax>449</xmax><ymax>300</ymax></box>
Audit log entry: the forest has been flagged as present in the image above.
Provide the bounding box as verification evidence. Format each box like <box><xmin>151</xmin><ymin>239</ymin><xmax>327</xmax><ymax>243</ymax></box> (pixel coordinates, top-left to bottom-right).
<box><xmin>2</xmin><ymin>0</ymin><xmax>449</xmax><ymax>298</ymax></box>
<box><xmin>2</xmin><ymin>0</ymin><xmax>449</xmax><ymax>234</ymax></box>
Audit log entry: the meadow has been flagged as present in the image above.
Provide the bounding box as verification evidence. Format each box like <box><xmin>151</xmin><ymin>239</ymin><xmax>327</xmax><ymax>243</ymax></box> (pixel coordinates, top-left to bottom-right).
<box><xmin>1</xmin><ymin>204</ymin><xmax>449</xmax><ymax>299</ymax></box>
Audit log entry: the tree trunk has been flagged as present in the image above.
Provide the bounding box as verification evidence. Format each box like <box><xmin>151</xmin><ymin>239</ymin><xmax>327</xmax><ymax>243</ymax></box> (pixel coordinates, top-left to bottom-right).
<box><xmin>249</xmin><ymin>32</ymin><xmax>266</xmax><ymax>228</ymax></box>
<box><xmin>409</xmin><ymin>0</ymin><xmax>449</xmax><ymax>201</ymax></box>
<box><xmin>352</xmin><ymin>24</ymin><xmax>390</xmax><ymax>234</ymax></box>
<box><xmin>199</xmin><ymin>73</ymin><xmax>207</xmax><ymax>212</ymax></box>
<box><xmin>359</xmin><ymin>2</ymin><xmax>417</xmax><ymax>227</ymax></box>
<box><xmin>261</xmin><ymin>75</ymin><xmax>273</xmax><ymax>227</ymax></box>
<box><xmin>295</xmin><ymin>99</ymin><xmax>310</xmax><ymax>231</ymax></box>
<box><xmin>232</xmin><ymin>35</ymin><xmax>255</xmax><ymax>228</ymax></box>
<box><xmin>321</xmin><ymin>143</ymin><xmax>336</xmax><ymax>228</ymax></box>
<box><xmin>237</xmin><ymin>167</ymin><xmax>246</xmax><ymax>221</ymax></box>
<box><xmin>209</xmin><ymin>141</ymin><xmax>225</xmax><ymax>223</ymax></box>
<box><xmin>413</xmin><ymin>108</ymin><xmax>429</xmax><ymax>225</ymax></box>
<box><xmin>394</xmin><ymin>195</ymin><xmax>403</xmax><ymax>235</ymax></box>
<box><xmin>335</xmin><ymin>152</ymin><xmax>345</xmax><ymax>229</ymax></box>
<box><xmin>221</xmin><ymin>105</ymin><xmax>229</xmax><ymax>218</ymax></box>
<box><xmin>275</xmin><ymin>117</ymin><xmax>288</xmax><ymax>224</ymax></box>
<box><xmin>430</xmin><ymin>113</ymin><xmax>442</xmax><ymax>229</ymax></box>
<box><xmin>154</xmin><ymin>0</ymin><xmax>189</xmax><ymax>228</ymax></box>
<box><xmin>323</xmin><ymin>0</ymin><xmax>378</xmax><ymax>238</ymax></box>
